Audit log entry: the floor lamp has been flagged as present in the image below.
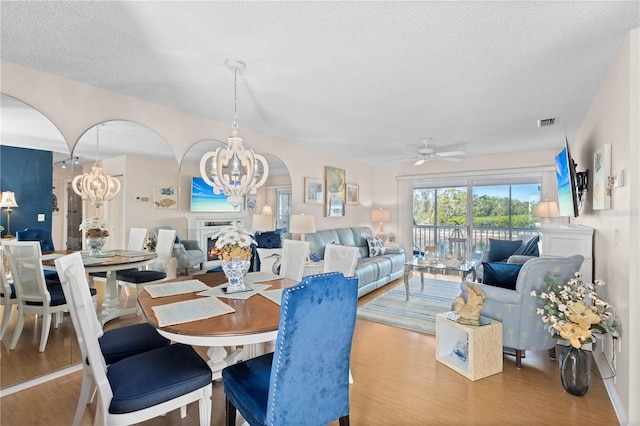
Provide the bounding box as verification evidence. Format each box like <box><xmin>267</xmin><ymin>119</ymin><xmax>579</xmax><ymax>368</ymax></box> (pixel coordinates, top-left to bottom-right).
<box><xmin>0</xmin><ymin>191</ymin><xmax>19</xmax><ymax>239</ymax></box>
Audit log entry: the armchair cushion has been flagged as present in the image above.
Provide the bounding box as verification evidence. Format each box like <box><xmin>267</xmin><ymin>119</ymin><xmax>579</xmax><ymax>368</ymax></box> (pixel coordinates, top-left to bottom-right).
<box><xmin>511</xmin><ymin>235</ymin><xmax>539</xmax><ymax>257</ymax></box>
<box><xmin>487</xmin><ymin>238</ymin><xmax>522</xmax><ymax>262</ymax></box>
<box><xmin>482</xmin><ymin>262</ymin><xmax>523</xmax><ymax>290</ymax></box>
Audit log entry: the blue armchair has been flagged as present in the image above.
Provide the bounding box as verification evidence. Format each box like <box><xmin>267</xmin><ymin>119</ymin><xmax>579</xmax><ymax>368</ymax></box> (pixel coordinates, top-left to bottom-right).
<box><xmin>460</xmin><ymin>254</ymin><xmax>584</xmax><ymax>368</ymax></box>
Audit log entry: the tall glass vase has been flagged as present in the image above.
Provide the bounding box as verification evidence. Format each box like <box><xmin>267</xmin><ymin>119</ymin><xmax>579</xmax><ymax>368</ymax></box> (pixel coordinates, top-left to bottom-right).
<box><xmin>221</xmin><ymin>258</ymin><xmax>251</xmax><ymax>293</ymax></box>
<box><xmin>559</xmin><ymin>345</ymin><xmax>591</xmax><ymax>396</ymax></box>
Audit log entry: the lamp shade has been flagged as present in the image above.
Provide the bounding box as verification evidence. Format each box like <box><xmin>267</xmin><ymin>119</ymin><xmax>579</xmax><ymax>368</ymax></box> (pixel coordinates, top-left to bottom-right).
<box><xmin>0</xmin><ymin>191</ymin><xmax>18</xmax><ymax>208</ymax></box>
<box><xmin>252</xmin><ymin>213</ymin><xmax>274</xmax><ymax>232</ymax></box>
<box><xmin>371</xmin><ymin>208</ymin><xmax>391</xmax><ymax>223</ymax></box>
<box><xmin>290</xmin><ymin>214</ymin><xmax>316</xmax><ymax>235</ymax></box>
<box><xmin>533</xmin><ymin>201</ymin><xmax>559</xmax><ymax>223</ymax></box>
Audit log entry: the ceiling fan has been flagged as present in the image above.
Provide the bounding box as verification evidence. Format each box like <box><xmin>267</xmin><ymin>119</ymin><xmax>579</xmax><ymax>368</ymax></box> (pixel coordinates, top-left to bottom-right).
<box><xmin>405</xmin><ymin>139</ymin><xmax>466</xmax><ymax>165</ymax></box>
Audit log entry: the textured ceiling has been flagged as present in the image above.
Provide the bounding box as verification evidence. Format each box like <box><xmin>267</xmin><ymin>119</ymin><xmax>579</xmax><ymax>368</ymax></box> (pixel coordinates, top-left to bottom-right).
<box><xmin>1</xmin><ymin>1</ymin><xmax>638</xmax><ymax>165</ymax></box>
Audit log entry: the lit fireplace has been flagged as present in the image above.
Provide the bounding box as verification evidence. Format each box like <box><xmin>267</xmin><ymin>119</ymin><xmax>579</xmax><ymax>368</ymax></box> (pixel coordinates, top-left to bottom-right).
<box><xmin>207</xmin><ymin>237</ymin><xmax>220</xmax><ymax>262</ymax></box>
<box><xmin>187</xmin><ymin>218</ymin><xmax>246</xmax><ymax>268</ymax></box>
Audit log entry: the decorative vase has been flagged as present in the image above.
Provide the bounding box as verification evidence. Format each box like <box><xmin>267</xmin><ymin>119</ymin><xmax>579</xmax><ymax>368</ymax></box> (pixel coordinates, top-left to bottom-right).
<box><xmin>559</xmin><ymin>345</ymin><xmax>591</xmax><ymax>396</ymax></box>
<box><xmin>221</xmin><ymin>258</ymin><xmax>251</xmax><ymax>293</ymax></box>
<box><xmin>87</xmin><ymin>236</ymin><xmax>107</xmax><ymax>256</ymax></box>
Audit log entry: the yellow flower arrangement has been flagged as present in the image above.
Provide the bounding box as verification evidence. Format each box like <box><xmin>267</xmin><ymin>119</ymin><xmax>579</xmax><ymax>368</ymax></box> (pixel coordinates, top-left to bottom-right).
<box><xmin>211</xmin><ymin>222</ymin><xmax>255</xmax><ymax>262</ymax></box>
<box><xmin>532</xmin><ymin>272</ymin><xmax>622</xmax><ymax>349</ymax></box>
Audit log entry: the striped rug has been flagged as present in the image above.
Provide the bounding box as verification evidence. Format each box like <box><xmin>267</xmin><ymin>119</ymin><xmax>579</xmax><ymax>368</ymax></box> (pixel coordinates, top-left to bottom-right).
<box><xmin>357</xmin><ymin>278</ymin><xmax>461</xmax><ymax>335</ymax></box>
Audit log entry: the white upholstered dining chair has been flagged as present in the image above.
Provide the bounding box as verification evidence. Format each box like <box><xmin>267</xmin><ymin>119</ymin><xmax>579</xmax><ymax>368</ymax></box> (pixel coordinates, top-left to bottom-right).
<box><xmin>2</xmin><ymin>240</ymin><xmax>69</xmax><ymax>352</ymax></box>
<box><xmin>0</xmin><ymin>255</ymin><xmax>18</xmax><ymax>340</ymax></box>
<box><xmin>279</xmin><ymin>239</ymin><xmax>310</xmax><ymax>282</ymax></box>
<box><xmin>323</xmin><ymin>244</ymin><xmax>359</xmax><ymax>277</ymax></box>
<box><xmin>55</xmin><ymin>252</ymin><xmax>212</xmax><ymax>426</ymax></box>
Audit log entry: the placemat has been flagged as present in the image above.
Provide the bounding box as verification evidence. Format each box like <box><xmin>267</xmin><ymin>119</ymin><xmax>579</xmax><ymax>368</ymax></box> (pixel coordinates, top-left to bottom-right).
<box><xmin>245</xmin><ymin>271</ymin><xmax>281</xmax><ymax>283</ymax></box>
<box><xmin>260</xmin><ymin>288</ymin><xmax>283</xmax><ymax>306</ymax></box>
<box><xmin>144</xmin><ymin>279</ymin><xmax>211</xmax><ymax>298</ymax></box>
<box><xmin>152</xmin><ymin>296</ymin><xmax>235</xmax><ymax>327</ymax></box>
<box><xmin>198</xmin><ymin>283</ymin><xmax>272</xmax><ymax>300</ymax></box>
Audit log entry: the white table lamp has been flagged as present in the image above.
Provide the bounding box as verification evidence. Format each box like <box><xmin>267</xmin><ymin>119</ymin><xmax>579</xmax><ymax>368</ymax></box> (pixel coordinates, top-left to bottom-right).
<box><xmin>252</xmin><ymin>213</ymin><xmax>274</xmax><ymax>233</ymax></box>
<box><xmin>290</xmin><ymin>214</ymin><xmax>316</xmax><ymax>242</ymax></box>
<box><xmin>533</xmin><ymin>200</ymin><xmax>559</xmax><ymax>223</ymax></box>
<box><xmin>371</xmin><ymin>208</ymin><xmax>391</xmax><ymax>241</ymax></box>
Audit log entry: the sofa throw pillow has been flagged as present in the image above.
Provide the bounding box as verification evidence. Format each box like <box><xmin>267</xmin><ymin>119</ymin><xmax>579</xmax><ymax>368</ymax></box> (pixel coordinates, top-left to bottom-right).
<box><xmin>482</xmin><ymin>262</ymin><xmax>523</xmax><ymax>290</ymax></box>
<box><xmin>366</xmin><ymin>237</ymin><xmax>386</xmax><ymax>257</ymax></box>
<box><xmin>511</xmin><ymin>235</ymin><xmax>540</xmax><ymax>257</ymax></box>
<box><xmin>487</xmin><ymin>239</ymin><xmax>522</xmax><ymax>262</ymax></box>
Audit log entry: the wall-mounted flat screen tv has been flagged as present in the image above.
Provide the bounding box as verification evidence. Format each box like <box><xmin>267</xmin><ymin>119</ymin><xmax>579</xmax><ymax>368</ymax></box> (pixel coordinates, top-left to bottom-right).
<box><xmin>555</xmin><ymin>141</ymin><xmax>579</xmax><ymax>217</ymax></box>
<box><xmin>190</xmin><ymin>177</ymin><xmax>241</xmax><ymax>213</ymax></box>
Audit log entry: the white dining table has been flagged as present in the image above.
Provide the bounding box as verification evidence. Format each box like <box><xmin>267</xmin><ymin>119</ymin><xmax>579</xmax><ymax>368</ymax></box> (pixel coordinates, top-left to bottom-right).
<box><xmin>42</xmin><ymin>250</ymin><xmax>157</xmax><ymax>325</ymax></box>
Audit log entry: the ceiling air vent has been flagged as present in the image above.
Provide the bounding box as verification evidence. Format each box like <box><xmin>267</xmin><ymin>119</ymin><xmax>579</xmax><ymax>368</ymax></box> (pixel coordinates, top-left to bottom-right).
<box><xmin>537</xmin><ymin>117</ymin><xmax>556</xmax><ymax>127</ymax></box>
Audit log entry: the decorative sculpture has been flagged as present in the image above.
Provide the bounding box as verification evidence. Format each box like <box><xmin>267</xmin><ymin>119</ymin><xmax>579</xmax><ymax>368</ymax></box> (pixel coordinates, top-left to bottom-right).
<box><xmin>453</xmin><ymin>283</ymin><xmax>487</xmax><ymax>325</ymax></box>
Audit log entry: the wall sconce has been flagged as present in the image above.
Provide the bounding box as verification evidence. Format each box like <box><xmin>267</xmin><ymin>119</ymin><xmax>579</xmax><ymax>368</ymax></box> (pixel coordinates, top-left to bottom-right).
<box><xmin>533</xmin><ymin>200</ymin><xmax>560</xmax><ymax>223</ymax></box>
<box><xmin>371</xmin><ymin>208</ymin><xmax>391</xmax><ymax>241</ymax></box>
<box><xmin>290</xmin><ymin>214</ymin><xmax>316</xmax><ymax>242</ymax></box>
<box><xmin>0</xmin><ymin>191</ymin><xmax>19</xmax><ymax>239</ymax></box>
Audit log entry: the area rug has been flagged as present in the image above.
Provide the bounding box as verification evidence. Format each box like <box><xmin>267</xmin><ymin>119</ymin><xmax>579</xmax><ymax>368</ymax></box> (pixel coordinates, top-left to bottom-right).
<box><xmin>357</xmin><ymin>278</ymin><xmax>461</xmax><ymax>335</ymax></box>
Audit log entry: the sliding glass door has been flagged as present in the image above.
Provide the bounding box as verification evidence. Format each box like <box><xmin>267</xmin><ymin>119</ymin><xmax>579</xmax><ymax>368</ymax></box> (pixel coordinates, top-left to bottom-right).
<box><xmin>413</xmin><ymin>184</ymin><xmax>468</xmax><ymax>257</ymax></box>
<box><xmin>413</xmin><ymin>178</ymin><xmax>540</xmax><ymax>261</ymax></box>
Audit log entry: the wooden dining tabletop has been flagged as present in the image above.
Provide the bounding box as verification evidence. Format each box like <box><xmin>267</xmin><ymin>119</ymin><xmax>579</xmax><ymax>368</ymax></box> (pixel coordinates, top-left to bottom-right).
<box><xmin>41</xmin><ymin>249</ymin><xmax>157</xmax><ymax>270</ymax></box>
<box><xmin>137</xmin><ymin>272</ymin><xmax>297</xmax><ymax>339</ymax></box>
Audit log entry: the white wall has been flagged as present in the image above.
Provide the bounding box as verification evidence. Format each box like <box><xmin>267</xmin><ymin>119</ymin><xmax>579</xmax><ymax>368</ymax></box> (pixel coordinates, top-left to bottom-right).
<box><xmin>1</xmin><ymin>61</ymin><xmax>376</xmax><ymax>235</ymax></box>
<box><xmin>570</xmin><ymin>30</ymin><xmax>639</xmax><ymax>425</ymax></box>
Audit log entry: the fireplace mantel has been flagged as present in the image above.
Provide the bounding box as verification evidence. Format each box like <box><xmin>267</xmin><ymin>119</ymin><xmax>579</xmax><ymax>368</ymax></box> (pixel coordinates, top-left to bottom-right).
<box><xmin>187</xmin><ymin>218</ymin><xmax>246</xmax><ymax>268</ymax></box>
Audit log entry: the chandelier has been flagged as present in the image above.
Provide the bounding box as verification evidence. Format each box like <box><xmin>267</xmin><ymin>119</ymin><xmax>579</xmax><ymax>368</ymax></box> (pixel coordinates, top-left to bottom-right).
<box><xmin>72</xmin><ymin>124</ymin><xmax>121</xmax><ymax>208</ymax></box>
<box><xmin>199</xmin><ymin>58</ymin><xmax>269</xmax><ymax>207</ymax></box>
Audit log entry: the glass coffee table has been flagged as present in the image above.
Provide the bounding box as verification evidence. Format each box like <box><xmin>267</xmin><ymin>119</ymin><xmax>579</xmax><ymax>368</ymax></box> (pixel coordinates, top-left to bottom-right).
<box><xmin>403</xmin><ymin>258</ymin><xmax>477</xmax><ymax>301</ymax></box>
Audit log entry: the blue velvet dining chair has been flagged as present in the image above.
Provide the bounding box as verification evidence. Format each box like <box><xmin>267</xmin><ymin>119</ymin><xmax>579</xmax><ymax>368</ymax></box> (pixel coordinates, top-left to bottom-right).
<box><xmin>55</xmin><ymin>252</ymin><xmax>212</xmax><ymax>426</ymax></box>
<box><xmin>222</xmin><ymin>272</ymin><xmax>359</xmax><ymax>426</ymax></box>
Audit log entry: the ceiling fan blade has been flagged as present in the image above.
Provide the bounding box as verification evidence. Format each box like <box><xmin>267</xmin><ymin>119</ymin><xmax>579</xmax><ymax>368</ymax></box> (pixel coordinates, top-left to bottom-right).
<box><xmin>414</xmin><ymin>158</ymin><xmax>425</xmax><ymax>166</ymax></box>
<box><xmin>437</xmin><ymin>150</ymin><xmax>466</xmax><ymax>157</ymax></box>
<box><xmin>439</xmin><ymin>156</ymin><xmax>465</xmax><ymax>162</ymax></box>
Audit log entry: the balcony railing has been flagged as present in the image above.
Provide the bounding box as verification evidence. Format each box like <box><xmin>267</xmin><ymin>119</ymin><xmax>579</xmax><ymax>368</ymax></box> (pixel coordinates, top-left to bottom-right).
<box><xmin>412</xmin><ymin>224</ymin><xmax>537</xmax><ymax>261</ymax></box>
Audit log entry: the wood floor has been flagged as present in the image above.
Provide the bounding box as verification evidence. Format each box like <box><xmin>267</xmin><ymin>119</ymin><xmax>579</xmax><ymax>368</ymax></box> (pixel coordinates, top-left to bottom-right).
<box><xmin>0</xmin><ymin>277</ymin><xmax>619</xmax><ymax>425</ymax></box>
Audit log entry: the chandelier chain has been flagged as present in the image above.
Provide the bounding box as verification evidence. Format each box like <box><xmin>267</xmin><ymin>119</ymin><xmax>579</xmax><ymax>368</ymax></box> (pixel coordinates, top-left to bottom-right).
<box><xmin>232</xmin><ymin>68</ymin><xmax>238</xmax><ymax>130</ymax></box>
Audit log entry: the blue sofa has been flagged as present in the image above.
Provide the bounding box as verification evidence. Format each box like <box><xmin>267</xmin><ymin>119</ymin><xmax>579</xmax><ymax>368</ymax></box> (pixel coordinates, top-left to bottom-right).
<box><xmin>305</xmin><ymin>227</ymin><xmax>405</xmax><ymax>298</ymax></box>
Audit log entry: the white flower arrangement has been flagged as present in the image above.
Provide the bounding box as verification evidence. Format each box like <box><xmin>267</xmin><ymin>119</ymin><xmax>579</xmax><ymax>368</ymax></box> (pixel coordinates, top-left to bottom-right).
<box><xmin>212</xmin><ymin>222</ymin><xmax>255</xmax><ymax>261</ymax></box>
<box><xmin>531</xmin><ymin>272</ymin><xmax>622</xmax><ymax>349</ymax></box>
<box><xmin>79</xmin><ymin>217</ymin><xmax>110</xmax><ymax>238</ymax></box>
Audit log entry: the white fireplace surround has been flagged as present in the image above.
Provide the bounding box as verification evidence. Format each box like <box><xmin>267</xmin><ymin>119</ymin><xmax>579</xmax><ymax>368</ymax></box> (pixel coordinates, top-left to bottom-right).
<box><xmin>187</xmin><ymin>218</ymin><xmax>246</xmax><ymax>268</ymax></box>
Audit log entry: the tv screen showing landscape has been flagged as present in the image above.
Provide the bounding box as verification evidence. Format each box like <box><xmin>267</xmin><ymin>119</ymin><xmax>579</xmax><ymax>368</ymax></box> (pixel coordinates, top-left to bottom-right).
<box><xmin>190</xmin><ymin>177</ymin><xmax>241</xmax><ymax>213</ymax></box>
<box><xmin>555</xmin><ymin>145</ymin><xmax>578</xmax><ymax>217</ymax></box>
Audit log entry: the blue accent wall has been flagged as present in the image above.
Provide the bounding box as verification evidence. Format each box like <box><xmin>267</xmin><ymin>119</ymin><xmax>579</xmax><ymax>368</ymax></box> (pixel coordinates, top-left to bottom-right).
<box><xmin>0</xmin><ymin>145</ymin><xmax>53</xmax><ymax>236</ymax></box>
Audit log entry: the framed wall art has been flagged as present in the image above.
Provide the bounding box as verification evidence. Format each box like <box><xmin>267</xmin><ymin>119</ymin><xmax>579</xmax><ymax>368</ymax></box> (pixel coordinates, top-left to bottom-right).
<box><xmin>153</xmin><ymin>186</ymin><xmax>178</xmax><ymax>209</ymax></box>
<box><xmin>346</xmin><ymin>183</ymin><xmax>359</xmax><ymax>205</ymax></box>
<box><xmin>593</xmin><ymin>143</ymin><xmax>611</xmax><ymax>210</ymax></box>
<box><xmin>325</xmin><ymin>166</ymin><xmax>346</xmax><ymax>217</ymax></box>
<box><xmin>304</xmin><ymin>177</ymin><xmax>324</xmax><ymax>204</ymax></box>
